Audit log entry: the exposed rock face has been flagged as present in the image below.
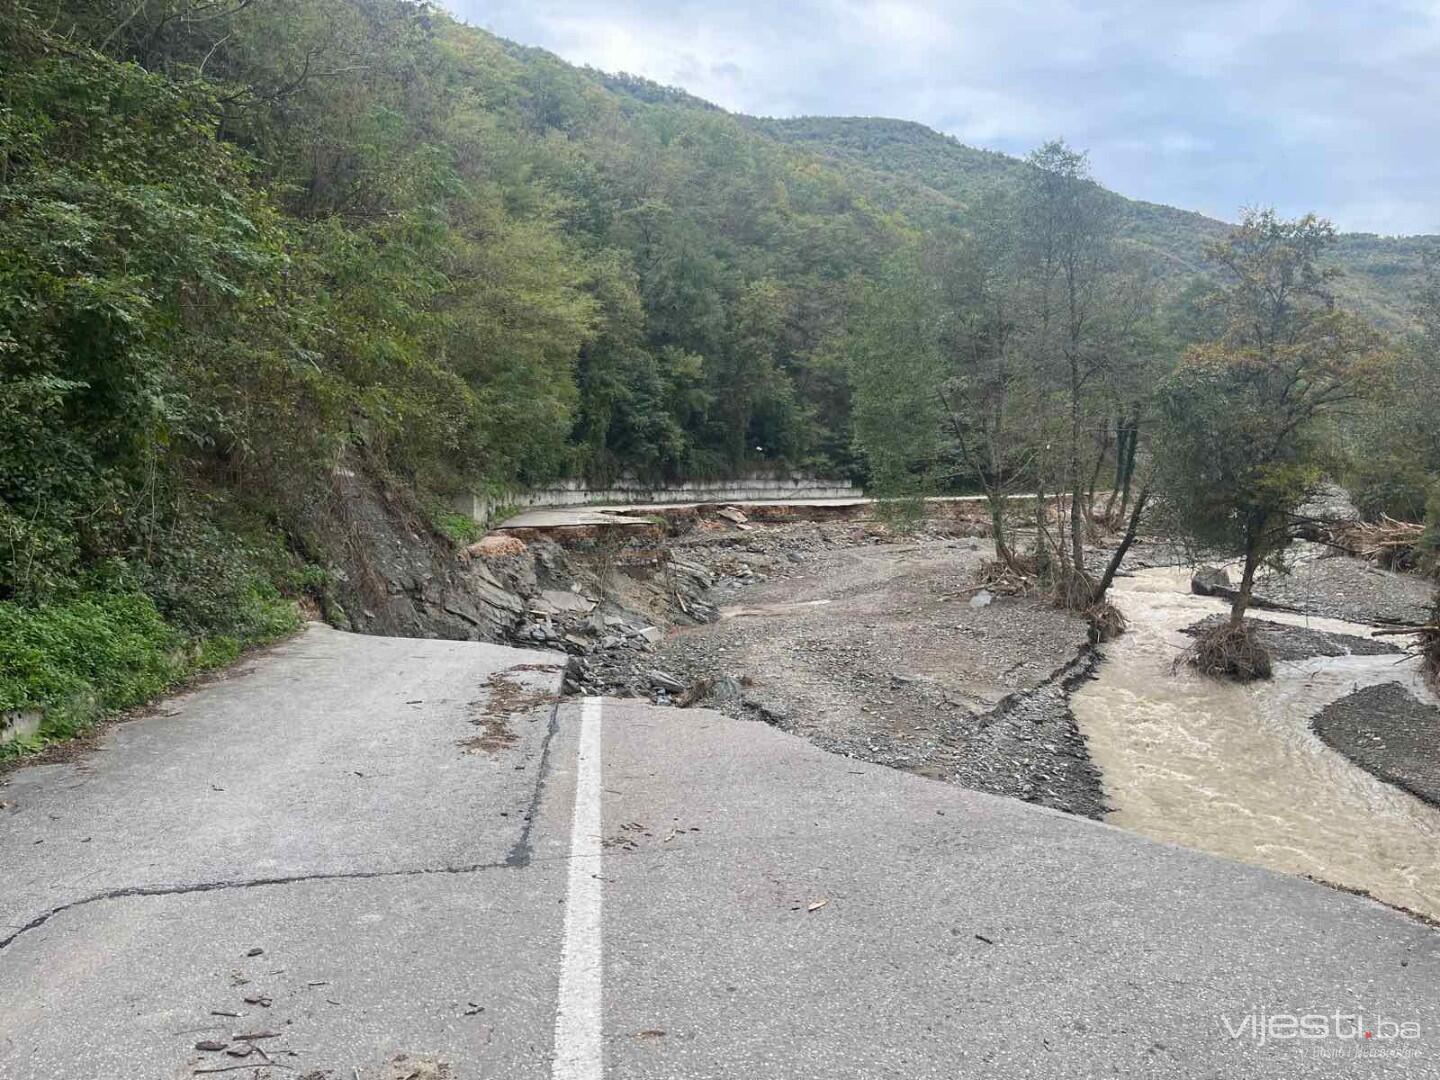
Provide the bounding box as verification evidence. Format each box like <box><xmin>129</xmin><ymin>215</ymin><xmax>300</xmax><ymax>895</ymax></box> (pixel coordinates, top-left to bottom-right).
<box><xmin>310</xmin><ymin>466</ymin><xmax>527</xmax><ymax>642</ymax></box>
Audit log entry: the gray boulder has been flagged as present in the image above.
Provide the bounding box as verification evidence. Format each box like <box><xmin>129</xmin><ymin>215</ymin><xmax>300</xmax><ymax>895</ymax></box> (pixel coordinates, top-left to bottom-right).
<box><xmin>1191</xmin><ymin>566</ymin><xmax>1232</xmax><ymax>597</ymax></box>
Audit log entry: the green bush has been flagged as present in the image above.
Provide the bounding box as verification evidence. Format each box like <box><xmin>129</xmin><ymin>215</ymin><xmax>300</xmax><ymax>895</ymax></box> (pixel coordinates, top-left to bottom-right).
<box><xmin>0</xmin><ymin>593</ymin><xmax>179</xmax><ymax>753</ymax></box>
<box><xmin>431</xmin><ymin>508</ymin><xmax>482</xmax><ymax>547</ymax></box>
<box><xmin>137</xmin><ymin>511</ymin><xmax>303</xmax><ymax>640</ymax></box>
<box><xmin>0</xmin><ymin>584</ymin><xmax>299</xmax><ymax>759</ymax></box>
<box><xmin>1421</xmin><ymin>486</ymin><xmax>1440</xmax><ymax>574</ymax></box>
<box><xmin>1347</xmin><ymin>456</ymin><xmax>1434</xmax><ymax>522</ymax></box>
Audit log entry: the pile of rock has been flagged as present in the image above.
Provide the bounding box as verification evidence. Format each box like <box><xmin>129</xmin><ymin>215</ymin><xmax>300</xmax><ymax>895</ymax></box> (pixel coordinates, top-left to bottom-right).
<box><xmin>564</xmin><ymin>635</ymin><xmax>692</xmax><ymax>703</ymax></box>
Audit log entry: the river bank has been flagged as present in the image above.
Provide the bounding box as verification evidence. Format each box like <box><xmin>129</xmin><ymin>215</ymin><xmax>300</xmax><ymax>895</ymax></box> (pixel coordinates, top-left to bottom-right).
<box><xmin>1314</xmin><ymin>683</ymin><xmax>1440</xmax><ymax>809</ymax></box>
<box><xmin>471</xmin><ymin>505</ymin><xmax>1440</xmax><ymax>914</ymax></box>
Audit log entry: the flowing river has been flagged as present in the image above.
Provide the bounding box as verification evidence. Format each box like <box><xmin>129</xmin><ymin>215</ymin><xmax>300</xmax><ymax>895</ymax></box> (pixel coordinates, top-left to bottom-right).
<box><xmin>1072</xmin><ymin>566</ymin><xmax>1440</xmax><ymax>918</ymax></box>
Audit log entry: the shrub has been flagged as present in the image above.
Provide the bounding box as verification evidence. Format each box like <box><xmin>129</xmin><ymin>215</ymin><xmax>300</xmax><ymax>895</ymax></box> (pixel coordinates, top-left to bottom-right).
<box><xmin>0</xmin><ymin>580</ymin><xmax>298</xmax><ymax>759</ymax></box>
<box><xmin>431</xmin><ymin>508</ymin><xmax>482</xmax><ymax>547</ymax></box>
<box><xmin>0</xmin><ymin>593</ymin><xmax>180</xmax><ymax>754</ymax></box>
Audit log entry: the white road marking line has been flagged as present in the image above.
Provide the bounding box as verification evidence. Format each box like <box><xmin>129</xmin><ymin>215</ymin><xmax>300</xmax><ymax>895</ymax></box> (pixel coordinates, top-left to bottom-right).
<box><xmin>553</xmin><ymin>696</ymin><xmax>604</xmax><ymax>1080</ymax></box>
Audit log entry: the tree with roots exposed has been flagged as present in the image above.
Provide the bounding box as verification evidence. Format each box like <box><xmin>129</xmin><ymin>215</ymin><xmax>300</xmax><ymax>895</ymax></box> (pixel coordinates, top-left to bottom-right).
<box><xmin>1155</xmin><ymin>210</ymin><xmax>1391</xmax><ymax>678</ymax></box>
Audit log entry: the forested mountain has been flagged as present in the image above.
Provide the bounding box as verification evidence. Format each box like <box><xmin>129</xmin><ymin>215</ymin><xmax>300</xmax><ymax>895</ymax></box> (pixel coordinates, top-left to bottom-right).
<box><xmin>2</xmin><ymin>0</ymin><xmax>1436</xmax><ymax>745</ymax></box>
<box><xmin>750</xmin><ymin>115</ymin><xmax>1438</xmax><ymax>329</ymax></box>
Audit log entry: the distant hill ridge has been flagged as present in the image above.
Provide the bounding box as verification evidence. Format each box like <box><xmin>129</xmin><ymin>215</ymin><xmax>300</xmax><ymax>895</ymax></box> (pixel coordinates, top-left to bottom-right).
<box><xmin>588</xmin><ymin>71</ymin><xmax>1437</xmax><ymax>328</ymax></box>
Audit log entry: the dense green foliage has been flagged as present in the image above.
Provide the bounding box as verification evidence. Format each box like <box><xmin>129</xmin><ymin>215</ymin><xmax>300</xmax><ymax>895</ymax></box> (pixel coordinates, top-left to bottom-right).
<box><xmin>757</xmin><ymin>115</ymin><xmax>1440</xmax><ymax>330</ymax></box>
<box><xmin>1155</xmin><ymin>212</ymin><xmax>1391</xmax><ymax>622</ymax></box>
<box><xmin>1344</xmin><ymin>257</ymin><xmax>1440</xmax><ymax>525</ymax></box>
<box><xmin>846</xmin><ymin>143</ymin><xmax>1171</xmax><ymax>609</ymax></box>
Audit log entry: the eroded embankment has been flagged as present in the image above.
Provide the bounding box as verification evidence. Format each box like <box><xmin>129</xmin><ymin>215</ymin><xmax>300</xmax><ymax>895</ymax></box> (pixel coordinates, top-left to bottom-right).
<box><xmin>607</xmin><ymin>524</ymin><xmax>1108</xmax><ymax>817</ymax></box>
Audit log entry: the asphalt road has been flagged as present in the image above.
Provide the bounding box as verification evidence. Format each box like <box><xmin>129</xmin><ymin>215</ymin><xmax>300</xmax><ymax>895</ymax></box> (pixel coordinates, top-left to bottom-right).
<box><xmin>496</xmin><ymin>492</ymin><xmax>1017</xmax><ymax>529</ymax></box>
<box><xmin>2</xmin><ymin>624</ymin><xmax>1438</xmax><ymax>1078</ymax></box>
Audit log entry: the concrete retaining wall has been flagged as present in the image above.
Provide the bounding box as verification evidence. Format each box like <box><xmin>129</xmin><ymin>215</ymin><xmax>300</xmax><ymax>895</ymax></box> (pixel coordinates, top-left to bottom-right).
<box><xmin>455</xmin><ymin>475</ymin><xmax>862</xmax><ymax>526</ymax></box>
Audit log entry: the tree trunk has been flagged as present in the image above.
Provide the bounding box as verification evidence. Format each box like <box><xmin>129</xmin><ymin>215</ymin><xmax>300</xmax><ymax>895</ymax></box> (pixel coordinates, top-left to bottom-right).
<box><xmin>1118</xmin><ymin>415</ymin><xmax>1140</xmax><ymax>517</ymax></box>
<box><xmin>1032</xmin><ymin>482</ymin><xmax>1059</xmax><ymax>579</ymax></box>
<box><xmin>1230</xmin><ymin>544</ymin><xmax>1261</xmax><ymax>625</ymax></box>
<box><xmin>1103</xmin><ymin>416</ymin><xmax>1128</xmax><ymax>519</ymax></box>
<box><xmin>1091</xmin><ymin>485</ymin><xmax>1149</xmax><ymax>603</ymax></box>
<box><xmin>988</xmin><ymin>495</ymin><xmax>1017</xmax><ymax>571</ymax></box>
<box><xmin>1068</xmin><ymin>359</ymin><xmax>1086</xmax><ymax>573</ymax></box>
<box><xmin>1085</xmin><ymin>423</ymin><xmax>1111</xmax><ymax>522</ymax></box>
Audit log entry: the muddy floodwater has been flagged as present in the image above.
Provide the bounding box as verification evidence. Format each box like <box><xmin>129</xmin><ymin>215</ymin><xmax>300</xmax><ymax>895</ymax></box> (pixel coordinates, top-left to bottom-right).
<box><xmin>1073</xmin><ymin>566</ymin><xmax>1440</xmax><ymax>919</ymax></box>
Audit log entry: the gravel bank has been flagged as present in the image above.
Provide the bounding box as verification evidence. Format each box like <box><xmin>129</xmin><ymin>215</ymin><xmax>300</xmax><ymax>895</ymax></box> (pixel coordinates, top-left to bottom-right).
<box><xmin>1313</xmin><ymin>682</ymin><xmax>1440</xmax><ymax>808</ymax></box>
<box><xmin>1180</xmin><ymin>614</ymin><xmax>1403</xmax><ymax>663</ymax></box>
<box><xmin>632</xmin><ymin>526</ymin><xmax>1105</xmax><ymax>817</ymax></box>
<box><xmin>1254</xmin><ymin>552</ymin><xmax>1435</xmax><ymax>626</ymax></box>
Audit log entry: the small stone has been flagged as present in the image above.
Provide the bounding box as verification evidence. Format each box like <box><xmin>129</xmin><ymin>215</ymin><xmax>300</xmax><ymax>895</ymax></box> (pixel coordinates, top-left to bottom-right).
<box><xmin>648</xmin><ymin>670</ymin><xmax>686</xmax><ymax>693</ymax></box>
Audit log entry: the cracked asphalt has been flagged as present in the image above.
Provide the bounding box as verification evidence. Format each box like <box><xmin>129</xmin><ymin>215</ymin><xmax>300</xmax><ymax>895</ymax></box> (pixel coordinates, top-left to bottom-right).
<box><xmin>3</xmin><ymin>624</ymin><xmax>1440</xmax><ymax>1078</ymax></box>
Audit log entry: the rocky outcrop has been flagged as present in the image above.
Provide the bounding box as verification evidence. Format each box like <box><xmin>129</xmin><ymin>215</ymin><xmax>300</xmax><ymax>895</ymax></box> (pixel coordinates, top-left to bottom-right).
<box><xmin>308</xmin><ymin>466</ymin><xmax>527</xmax><ymax>642</ymax></box>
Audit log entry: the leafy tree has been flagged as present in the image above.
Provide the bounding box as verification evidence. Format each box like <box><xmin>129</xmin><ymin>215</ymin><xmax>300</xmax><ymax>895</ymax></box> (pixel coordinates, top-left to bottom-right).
<box><xmin>0</xmin><ymin>29</ymin><xmax>283</xmax><ymax>599</ymax></box>
<box><xmin>1015</xmin><ymin>140</ymin><xmax>1118</xmax><ymax>587</ymax></box>
<box><xmin>847</xmin><ymin>247</ymin><xmax>947</xmax><ymax>499</ymax></box>
<box><xmin>1344</xmin><ymin>254</ymin><xmax>1440</xmax><ymax>521</ymax></box>
<box><xmin>1156</xmin><ymin>210</ymin><xmax>1390</xmax><ymax>626</ymax></box>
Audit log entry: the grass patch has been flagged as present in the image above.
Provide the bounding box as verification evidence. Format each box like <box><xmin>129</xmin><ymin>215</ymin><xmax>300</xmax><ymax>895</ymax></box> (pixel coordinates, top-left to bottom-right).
<box><xmin>0</xmin><ymin>585</ymin><xmax>300</xmax><ymax>762</ymax></box>
<box><xmin>432</xmin><ymin>508</ymin><xmax>483</xmax><ymax>546</ymax></box>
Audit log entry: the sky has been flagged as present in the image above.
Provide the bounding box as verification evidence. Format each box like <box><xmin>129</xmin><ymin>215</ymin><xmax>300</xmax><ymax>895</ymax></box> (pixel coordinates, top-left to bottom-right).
<box><xmin>446</xmin><ymin>1</ymin><xmax>1440</xmax><ymax>236</ymax></box>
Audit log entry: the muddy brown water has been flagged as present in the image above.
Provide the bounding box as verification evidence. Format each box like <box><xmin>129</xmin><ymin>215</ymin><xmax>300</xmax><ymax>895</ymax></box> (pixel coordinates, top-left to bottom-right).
<box><xmin>1073</xmin><ymin>566</ymin><xmax>1440</xmax><ymax>919</ymax></box>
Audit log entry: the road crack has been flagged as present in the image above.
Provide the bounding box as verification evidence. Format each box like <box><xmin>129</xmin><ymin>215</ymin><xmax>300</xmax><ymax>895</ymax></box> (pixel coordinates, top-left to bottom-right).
<box><xmin>0</xmin><ymin>860</ymin><xmax>514</xmax><ymax>954</ymax></box>
<box><xmin>2</xmin><ymin>696</ymin><xmax>574</xmax><ymax>955</ymax></box>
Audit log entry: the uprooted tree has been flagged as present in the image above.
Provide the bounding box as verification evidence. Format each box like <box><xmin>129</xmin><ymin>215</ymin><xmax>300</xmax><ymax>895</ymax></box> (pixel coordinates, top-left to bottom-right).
<box><xmin>1155</xmin><ymin>210</ymin><xmax>1391</xmax><ymax>678</ymax></box>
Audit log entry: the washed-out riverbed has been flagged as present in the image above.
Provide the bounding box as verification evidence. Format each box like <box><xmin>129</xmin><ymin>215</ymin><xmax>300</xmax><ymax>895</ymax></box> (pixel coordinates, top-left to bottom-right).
<box><xmin>521</xmin><ymin>510</ymin><xmax>1440</xmax><ymax>916</ymax></box>
<box><xmin>1073</xmin><ymin>566</ymin><xmax>1440</xmax><ymax>919</ymax></box>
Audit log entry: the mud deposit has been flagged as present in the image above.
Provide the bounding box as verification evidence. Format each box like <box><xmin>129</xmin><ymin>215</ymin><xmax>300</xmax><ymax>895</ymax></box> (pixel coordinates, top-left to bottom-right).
<box><xmin>650</xmin><ymin>530</ymin><xmax>1105</xmax><ymax>816</ymax></box>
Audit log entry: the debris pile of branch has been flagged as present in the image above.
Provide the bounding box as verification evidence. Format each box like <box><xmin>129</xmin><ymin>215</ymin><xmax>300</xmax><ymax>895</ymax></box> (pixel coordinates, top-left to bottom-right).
<box><xmin>1084</xmin><ymin>600</ymin><xmax>1127</xmax><ymax>643</ymax></box>
<box><xmin>1047</xmin><ymin>564</ymin><xmax>1097</xmax><ymax>613</ymax></box>
<box><xmin>1327</xmin><ymin>515</ymin><xmax>1427</xmax><ymax>571</ymax></box>
<box><xmin>974</xmin><ymin>558</ymin><xmax>1035</xmax><ymax>596</ymax></box>
<box><xmin>1181</xmin><ymin>619</ymin><xmax>1273</xmax><ymax>682</ymax></box>
<box><xmin>1374</xmin><ymin>596</ymin><xmax>1440</xmax><ymax>689</ymax></box>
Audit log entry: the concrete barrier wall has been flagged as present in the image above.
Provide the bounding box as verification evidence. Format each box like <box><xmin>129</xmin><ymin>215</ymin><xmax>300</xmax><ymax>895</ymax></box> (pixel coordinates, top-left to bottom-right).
<box><xmin>455</xmin><ymin>475</ymin><xmax>863</xmax><ymax>526</ymax></box>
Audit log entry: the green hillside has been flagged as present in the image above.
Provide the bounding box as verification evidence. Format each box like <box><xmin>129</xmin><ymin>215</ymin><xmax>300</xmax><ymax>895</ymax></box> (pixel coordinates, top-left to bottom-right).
<box><xmin>749</xmin><ymin>115</ymin><xmax>1437</xmax><ymax>328</ymax></box>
